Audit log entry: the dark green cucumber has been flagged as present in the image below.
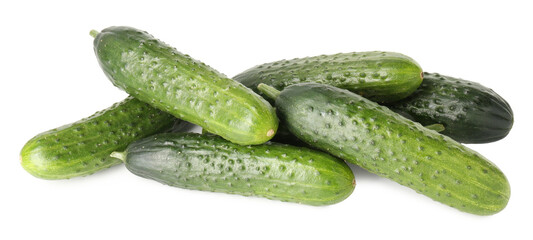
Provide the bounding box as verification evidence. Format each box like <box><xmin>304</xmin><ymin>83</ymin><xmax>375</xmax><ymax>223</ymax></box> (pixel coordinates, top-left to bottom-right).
<box><xmin>387</xmin><ymin>72</ymin><xmax>513</xmax><ymax>143</ymax></box>
<box><xmin>258</xmin><ymin>83</ymin><xmax>510</xmax><ymax>215</ymax></box>
<box><xmin>234</xmin><ymin>51</ymin><xmax>423</xmax><ymax>103</ymax></box>
<box><xmin>91</xmin><ymin>26</ymin><xmax>278</xmax><ymax>145</ymax></box>
<box><xmin>112</xmin><ymin>133</ymin><xmax>355</xmax><ymax>206</ymax></box>
<box><xmin>20</xmin><ymin>96</ymin><xmax>178</xmax><ymax>179</ymax></box>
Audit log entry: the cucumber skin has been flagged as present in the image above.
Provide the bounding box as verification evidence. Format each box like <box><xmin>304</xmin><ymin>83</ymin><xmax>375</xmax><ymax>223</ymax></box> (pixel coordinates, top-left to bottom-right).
<box><xmin>271</xmin><ymin>83</ymin><xmax>510</xmax><ymax>215</ymax></box>
<box><xmin>387</xmin><ymin>73</ymin><xmax>513</xmax><ymax>143</ymax></box>
<box><xmin>92</xmin><ymin>26</ymin><xmax>278</xmax><ymax>145</ymax></box>
<box><xmin>121</xmin><ymin>133</ymin><xmax>355</xmax><ymax>206</ymax></box>
<box><xmin>234</xmin><ymin>51</ymin><xmax>423</xmax><ymax>103</ymax></box>
<box><xmin>20</xmin><ymin>97</ymin><xmax>177</xmax><ymax>179</ymax></box>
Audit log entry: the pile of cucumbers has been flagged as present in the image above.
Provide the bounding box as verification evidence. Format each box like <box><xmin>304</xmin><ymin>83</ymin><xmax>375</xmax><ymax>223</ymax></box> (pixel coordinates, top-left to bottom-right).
<box><xmin>20</xmin><ymin>26</ymin><xmax>513</xmax><ymax>215</ymax></box>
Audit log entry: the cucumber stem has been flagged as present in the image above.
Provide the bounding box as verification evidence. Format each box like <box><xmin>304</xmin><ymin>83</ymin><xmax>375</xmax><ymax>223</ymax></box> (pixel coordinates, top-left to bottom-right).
<box><xmin>424</xmin><ymin>123</ymin><xmax>445</xmax><ymax>133</ymax></box>
<box><xmin>257</xmin><ymin>83</ymin><xmax>281</xmax><ymax>100</ymax></box>
<box><xmin>110</xmin><ymin>151</ymin><xmax>126</xmax><ymax>163</ymax></box>
<box><xmin>89</xmin><ymin>29</ymin><xmax>100</xmax><ymax>38</ymax></box>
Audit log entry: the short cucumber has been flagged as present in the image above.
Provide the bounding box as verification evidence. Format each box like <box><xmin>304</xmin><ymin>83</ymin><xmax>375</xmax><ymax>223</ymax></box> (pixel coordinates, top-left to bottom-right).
<box><xmin>91</xmin><ymin>26</ymin><xmax>278</xmax><ymax>145</ymax></box>
<box><xmin>20</xmin><ymin>96</ymin><xmax>178</xmax><ymax>179</ymax></box>
<box><xmin>258</xmin><ymin>83</ymin><xmax>510</xmax><ymax>215</ymax></box>
<box><xmin>387</xmin><ymin>73</ymin><xmax>514</xmax><ymax>143</ymax></box>
<box><xmin>234</xmin><ymin>51</ymin><xmax>423</xmax><ymax>103</ymax></box>
<box><xmin>112</xmin><ymin>133</ymin><xmax>355</xmax><ymax>206</ymax></box>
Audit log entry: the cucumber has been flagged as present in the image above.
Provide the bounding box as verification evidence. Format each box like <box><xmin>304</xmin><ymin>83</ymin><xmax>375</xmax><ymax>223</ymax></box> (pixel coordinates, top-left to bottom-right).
<box><xmin>112</xmin><ymin>133</ymin><xmax>355</xmax><ymax>206</ymax></box>
<box><xmin>91</xmin><ymin>26</ymin><xmax>278</xmax><ymax>145</ymax></box>
<box><xmin>387</xmin><ymin>73</ymin><xmax>513</xmax><ymax>143</ymax></box>
<box><xmin>234</xmin><ymin>51</ymin><xmax>423</xmax><ymax>103</ymax></box>
<box><xmin>20</xmin><ymin>96</ymin><xmax>178</xmax><ymax>179</ymax></box>
<box><xmin>258</xmin><ymin>83</ymin><xmax>510</xmax><ymax>215</ymax></box>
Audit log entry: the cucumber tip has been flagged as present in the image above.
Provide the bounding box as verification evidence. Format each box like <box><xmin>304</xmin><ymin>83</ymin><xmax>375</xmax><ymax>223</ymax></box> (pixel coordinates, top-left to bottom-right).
<box><xmin>267</xmin><ymin>129</ymin><xmax>275</xmax><ymax>137</ymax></box>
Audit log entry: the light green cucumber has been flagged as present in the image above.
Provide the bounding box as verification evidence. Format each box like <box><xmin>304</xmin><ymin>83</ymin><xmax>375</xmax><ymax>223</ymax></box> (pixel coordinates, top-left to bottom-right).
<box><xmin>20</xmin><ymin>96</ymin><xmax>178</xmax><ymax>179</ymax></box>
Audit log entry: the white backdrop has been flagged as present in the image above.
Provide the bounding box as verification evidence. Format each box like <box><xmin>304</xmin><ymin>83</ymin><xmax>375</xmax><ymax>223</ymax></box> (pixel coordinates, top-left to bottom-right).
<box><xmin>1</xmin><ymin>1</ymin><xmax>531</xmax><ymax>239</ymax></box>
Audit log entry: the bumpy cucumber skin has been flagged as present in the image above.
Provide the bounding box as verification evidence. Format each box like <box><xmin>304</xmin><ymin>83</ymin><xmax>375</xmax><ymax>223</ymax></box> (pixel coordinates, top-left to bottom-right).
<box><xmin>234</xmin><ymin>51</ymin><xmax>423</xmax><ymax>103</ymax></box>
<box><xmin>92</xmin><ymin>26</ymin><xmax>278</xmax><ymax>145</ymax></box>
<box><xmin>272</xmin><ymin>83</ymin><xmax>510</xmax><ymax>215</ymax></box>
<box><xmin>20</xmin><ymin>97</ymin><xmax>177</xmax><ymax>179</ymax></box>
<box><xmin>122</xmin><ymin>133</ymin><xmax>355</xmax><ymax>206</ymax></box>
<box><xmin>388</xmin><ymin>73</ymin><xmax>514</xmax><ymax>143</ymax></box>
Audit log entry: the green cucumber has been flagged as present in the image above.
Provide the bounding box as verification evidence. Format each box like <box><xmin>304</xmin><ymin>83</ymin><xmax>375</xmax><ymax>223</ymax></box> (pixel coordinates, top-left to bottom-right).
<box><xmin>234</xmin><ymin>51</ymin><xmax>423</xmax><ymax>103</ymax></box>
<box><xmin>387</xmin><ymin>73</ymin><xmax>514</xmax><ymax>143</ymax></box>
<box><xmin>91</xmin><ymin>26</ymin><xmax>278</xmax><ymax>145</ymax></box>
<box><xmin>20</xmin><ymin>96</ymin><xmax>178</xmax><ymax>179</ymax></box>
<box><xmin>112</xmin><ymin>133</ymin><xmax>355</xmax><ymax>206</ymax></box>
<box><xmin>258</xmin><ymin>83</ymin><xmax>510</xmax><ymax>215</ymax></box>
